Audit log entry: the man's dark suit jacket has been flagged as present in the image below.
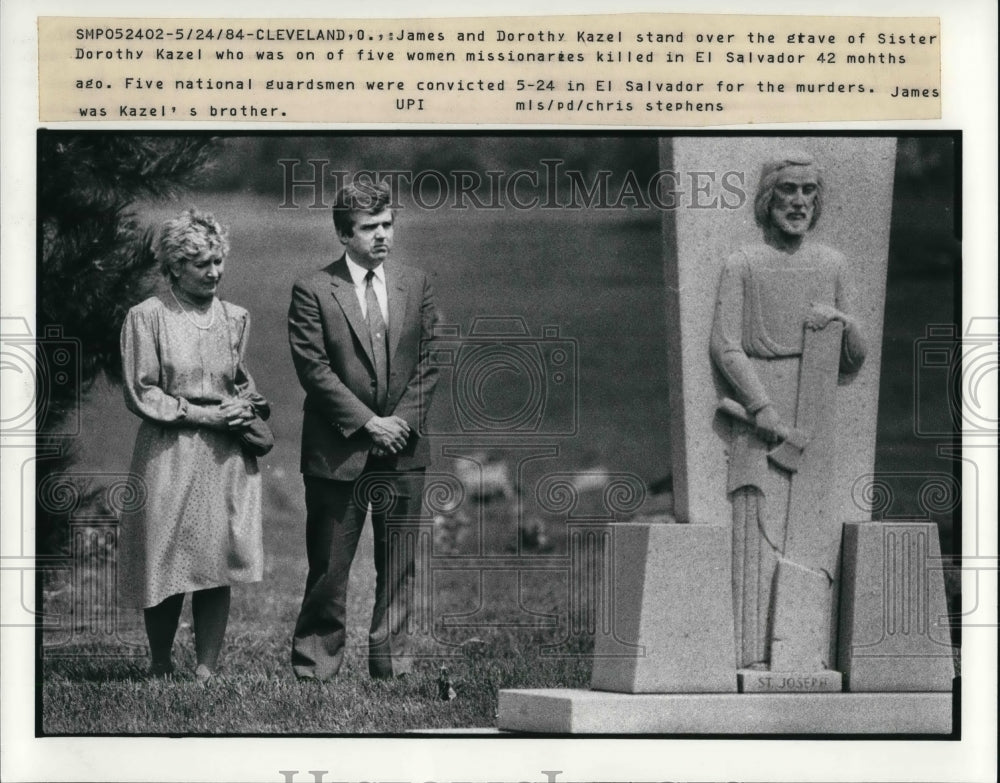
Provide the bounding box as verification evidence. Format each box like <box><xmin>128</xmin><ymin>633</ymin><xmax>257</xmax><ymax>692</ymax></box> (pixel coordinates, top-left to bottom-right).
<box><xmin>288</xmin><ymin>255</ymin><xmax>438</xmax><ymax>479</ymax></box>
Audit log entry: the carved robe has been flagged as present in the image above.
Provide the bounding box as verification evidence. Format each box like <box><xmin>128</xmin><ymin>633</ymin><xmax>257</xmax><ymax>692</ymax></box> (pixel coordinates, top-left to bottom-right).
<box><xmin>711</xmin><ymin>242</ymin><xmax>865</xmax><ymax>668</ymax></box>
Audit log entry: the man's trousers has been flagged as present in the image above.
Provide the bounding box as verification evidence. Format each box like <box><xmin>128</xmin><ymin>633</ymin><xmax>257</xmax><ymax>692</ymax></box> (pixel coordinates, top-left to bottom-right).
<box><xmin>291</xmin><ymin>464</ymin><xmax>426</xmax><ymax>680</ymax></box>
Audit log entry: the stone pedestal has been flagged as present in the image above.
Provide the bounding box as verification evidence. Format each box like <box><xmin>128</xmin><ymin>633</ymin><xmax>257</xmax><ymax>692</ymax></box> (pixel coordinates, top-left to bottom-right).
<box><xmin>590</xmin><ymin>524</ymin><xmax>736</xmax><ymax>693</ymax></box>
<box><xmin>497</xmin><ymin>689</ymin><xmax>952</xmax><ymax>734</ymax></box>
<box><xmin>839</xmin><ymin>521</ymin><xmax>955</xmax><ymax>691</ymax></box>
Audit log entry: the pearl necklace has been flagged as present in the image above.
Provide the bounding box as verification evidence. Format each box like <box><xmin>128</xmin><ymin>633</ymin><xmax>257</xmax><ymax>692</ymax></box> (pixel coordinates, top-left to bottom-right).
<box><xmin>170</xmin><ymin>286</ymin><xmax>216</xmax><ymax>330</ymax></box>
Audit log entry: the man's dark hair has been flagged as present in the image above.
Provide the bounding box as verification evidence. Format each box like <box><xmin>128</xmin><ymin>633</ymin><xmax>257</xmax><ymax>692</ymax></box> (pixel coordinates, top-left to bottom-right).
<box><xmin>332</xmin><ymin>179</ymin><xmax>393</xmax><ymax>237</ymax></box>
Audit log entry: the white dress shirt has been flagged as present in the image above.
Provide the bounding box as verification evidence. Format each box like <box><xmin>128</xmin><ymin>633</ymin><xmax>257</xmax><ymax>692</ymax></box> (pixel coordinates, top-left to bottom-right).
<box><xmin>344</xmin><ymin>253</ymin><xmax>389</xmax><ymax>325</ymax></box>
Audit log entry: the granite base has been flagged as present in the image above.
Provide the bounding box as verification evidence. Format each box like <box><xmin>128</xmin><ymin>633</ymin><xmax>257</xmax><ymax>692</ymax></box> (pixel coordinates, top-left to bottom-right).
<box><xmin>497</xmin><ymin>688</ymin><xmax>952</xmax><ymax>734</ymax></box>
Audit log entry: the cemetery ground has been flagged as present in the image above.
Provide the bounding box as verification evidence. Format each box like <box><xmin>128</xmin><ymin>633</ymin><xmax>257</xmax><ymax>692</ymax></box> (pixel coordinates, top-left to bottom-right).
<box><xmin>39</xmin><ymin>189</ymin><xmax>958</xmax><ymax>734</ymax></box>
<box><xmin>41</xmin><ymin>518</ymin><xmax>594</xmax><ymax>734</ymax></box>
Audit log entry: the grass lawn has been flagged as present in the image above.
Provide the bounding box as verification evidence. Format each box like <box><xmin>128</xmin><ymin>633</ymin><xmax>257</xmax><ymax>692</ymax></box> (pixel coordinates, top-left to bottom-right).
<box><xmin>42</xmin><ymin>515</ymin><xmax>593</xmax><ymax>735</ymax></box>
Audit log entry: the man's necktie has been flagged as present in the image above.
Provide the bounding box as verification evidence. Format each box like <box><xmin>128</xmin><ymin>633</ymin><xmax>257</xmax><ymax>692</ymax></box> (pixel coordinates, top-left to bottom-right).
<box><xmin>365</xmin><ymin>269</ymin><xmax>389</xmax><ymax>413</ymax></box>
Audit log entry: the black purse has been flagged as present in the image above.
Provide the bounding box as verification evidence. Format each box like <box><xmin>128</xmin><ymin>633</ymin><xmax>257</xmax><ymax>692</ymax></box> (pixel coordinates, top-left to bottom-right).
<box><xmin>237</xmin><ymin>389</ymin><xmax>274</xmax><ymax>457</ymax></box>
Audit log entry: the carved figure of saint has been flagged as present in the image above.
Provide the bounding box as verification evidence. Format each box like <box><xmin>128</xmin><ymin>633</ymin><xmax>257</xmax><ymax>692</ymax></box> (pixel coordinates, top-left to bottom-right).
<box><xmin>710</xmin><ymin>153</ymin><xmax>866</xmax><ymax>671</ymax></box>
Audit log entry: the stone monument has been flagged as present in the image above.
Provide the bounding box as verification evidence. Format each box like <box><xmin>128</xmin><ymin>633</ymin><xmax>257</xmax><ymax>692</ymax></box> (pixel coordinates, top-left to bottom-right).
<box><xmin>497</xmin><ymin>137</ymin><xmax>954</xmax><ymax>733</ymax></box>
<box><xmin>710</xmin><ymin>150</ymin><xmax>867</xmax><ymax>690</ymax></box>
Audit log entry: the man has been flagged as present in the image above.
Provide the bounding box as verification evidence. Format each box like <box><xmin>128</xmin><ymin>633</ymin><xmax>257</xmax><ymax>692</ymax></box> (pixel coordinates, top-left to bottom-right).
<box><xmin>710</xmin><ymin>152</ymin><xmax>865</xmax><ymax>672</ymax></box>
<box><xmin>288</xmin><ymin>179</ymin><xmax>439</xmax><ymax>680</ymax></box>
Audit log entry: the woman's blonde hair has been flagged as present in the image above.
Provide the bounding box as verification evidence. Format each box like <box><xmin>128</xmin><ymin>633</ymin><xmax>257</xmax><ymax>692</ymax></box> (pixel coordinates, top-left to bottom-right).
<box><xmin>155</xmin><ymin>208</ymin><xmax>230</xmax><ymax>277</ymax></box>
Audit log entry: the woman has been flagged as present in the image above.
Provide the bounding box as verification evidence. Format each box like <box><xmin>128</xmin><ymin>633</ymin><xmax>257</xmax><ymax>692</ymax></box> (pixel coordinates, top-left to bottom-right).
<box><xmin>118</xmin><ymin>208</ymin><xmax>266</xmax><ymax>682</ymax></box>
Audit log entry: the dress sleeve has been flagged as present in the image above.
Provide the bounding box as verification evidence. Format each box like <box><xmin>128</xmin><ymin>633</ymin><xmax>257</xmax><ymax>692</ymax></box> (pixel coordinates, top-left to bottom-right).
<box><xmin>230</xmin><ymin>309</ymin><xmax>270</xmax><ymax>420</ymax></box>
<box><xmin>120</xmin><ymin>305</ymin><xmax>190</xmax><ymax>424</ymax></box>
<box><xmin>834</xmin><ymin>257</ymin><xmax>867</xmax><ymax>374</ymax></box>
<box><xmin>710</xmin><ymin>252</ymin><xmax>772</xmax><ymax>412</ymax></box>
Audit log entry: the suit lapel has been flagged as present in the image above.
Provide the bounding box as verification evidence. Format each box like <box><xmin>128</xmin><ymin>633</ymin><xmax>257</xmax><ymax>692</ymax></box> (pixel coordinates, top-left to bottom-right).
<box><xmin>385</xmin><ymin>261</ymin><xmax>408</xmax><ymax>363</ymax></box>
<box><xmin>327</xmin><ymin>256</ymin><xmax>376</xmax><ymax>367</ymax></box>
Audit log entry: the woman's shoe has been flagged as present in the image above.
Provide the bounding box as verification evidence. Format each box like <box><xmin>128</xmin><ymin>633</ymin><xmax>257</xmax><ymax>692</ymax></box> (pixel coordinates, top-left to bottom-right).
<box><xmin>194</xmin><ymin>663</ymin><xmax>215</xmax><ymax>685</ymax></box>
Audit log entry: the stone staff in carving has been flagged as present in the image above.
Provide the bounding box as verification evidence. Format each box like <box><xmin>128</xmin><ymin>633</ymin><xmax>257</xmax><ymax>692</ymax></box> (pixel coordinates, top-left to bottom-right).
<box><xmin>710</xmin><ymin>153</ymin><xmax>866</xmax><ymax>673</ymax></box>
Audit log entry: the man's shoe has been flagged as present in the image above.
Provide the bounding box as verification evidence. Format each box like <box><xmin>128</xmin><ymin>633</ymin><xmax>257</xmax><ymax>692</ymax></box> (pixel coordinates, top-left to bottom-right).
<box><xmin>148</xmin><ymin>660</ymin><xmax>175</xmax><ymax>678</ymax></box>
